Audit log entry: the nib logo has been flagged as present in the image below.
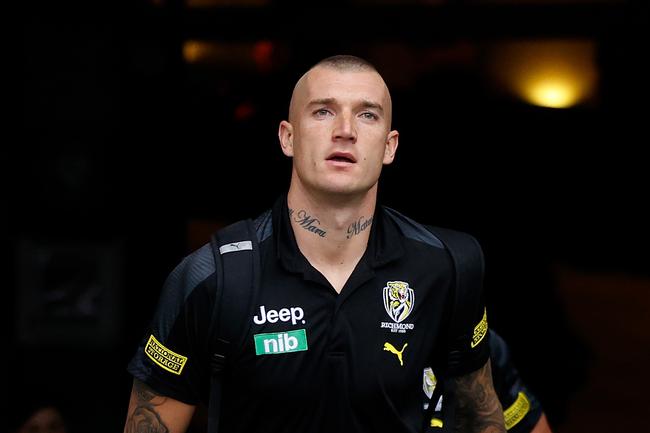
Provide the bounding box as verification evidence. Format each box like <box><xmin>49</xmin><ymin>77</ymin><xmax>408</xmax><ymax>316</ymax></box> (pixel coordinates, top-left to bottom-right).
<box><xmin>254</xmin><ymin>329</ymin><xmax>308</xmax><ymax>355</ymax></box>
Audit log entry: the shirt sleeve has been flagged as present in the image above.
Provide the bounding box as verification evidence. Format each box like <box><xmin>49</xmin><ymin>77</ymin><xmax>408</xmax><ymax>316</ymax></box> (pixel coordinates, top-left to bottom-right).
<box><xmin>444</xmin><ymin>233</ymin><xmax>491</xmax><ymax>377</ymax></box>
<box><xmin>490</xmin><ymin>330</ymin><xmax>544</xmax><ymax>432</ymax></box>
<box><xmin>127</xmin><ymin>243</ymin><xmax>216</xmax><ymax>405</ymax></box>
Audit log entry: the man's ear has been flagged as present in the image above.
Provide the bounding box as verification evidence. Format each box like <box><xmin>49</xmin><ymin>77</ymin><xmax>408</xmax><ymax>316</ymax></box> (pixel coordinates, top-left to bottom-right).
<box><xmin>279</xmin><ymin>120</ymin><xmax>294</xmax><ymax>157</ymax></box>
<box><xmin>383</xmin><ymin>130</ymin><xmax>399</xmax><ymax>165</ymax></box>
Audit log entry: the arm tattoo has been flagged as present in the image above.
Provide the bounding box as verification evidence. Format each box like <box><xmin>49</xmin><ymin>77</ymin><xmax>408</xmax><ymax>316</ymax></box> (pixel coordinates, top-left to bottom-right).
<box><xmin>346</xmin><ymin>216</ymin><xmax>373</xmax><ymax>239</ymax></box>
<box><xmin>289</xmin><ymin>208</ymin><xmax>327</xmax><ymax>238</ymax></box>
<box><xmin>125</xmin><ymin>379</ymin><xmax>170</xmax><ymax>433</ymax></box>
<box><xmin>453</xmin><ymin>360</ymin><xmax>506</xmax><ymax>433</ymax></box>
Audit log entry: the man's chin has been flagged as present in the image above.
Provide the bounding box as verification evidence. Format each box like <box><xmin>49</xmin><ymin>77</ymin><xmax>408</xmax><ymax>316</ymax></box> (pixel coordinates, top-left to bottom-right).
<box><xmin>316</xmin><ymin>182</ymin><xmax>376</xmax><ymax>200</ymax></box>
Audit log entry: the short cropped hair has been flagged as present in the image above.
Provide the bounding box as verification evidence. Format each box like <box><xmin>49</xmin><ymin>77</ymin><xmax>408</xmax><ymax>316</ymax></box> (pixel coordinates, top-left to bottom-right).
<box><xmin>312</xmin><ymin>55</ymin><xmax>378</xmax><ymax>73</ymax></box>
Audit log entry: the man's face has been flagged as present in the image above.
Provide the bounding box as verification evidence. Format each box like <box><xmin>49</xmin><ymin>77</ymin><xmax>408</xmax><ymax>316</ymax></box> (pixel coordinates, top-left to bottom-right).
<box><xmin>279</xmin><ymin>66</ymin><xmax>399</xmax><ymax>198</ymax></box>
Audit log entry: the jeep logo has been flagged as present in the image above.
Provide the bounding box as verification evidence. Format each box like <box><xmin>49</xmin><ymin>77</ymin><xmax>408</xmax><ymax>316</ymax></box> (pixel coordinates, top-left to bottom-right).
<box><xmin>253</xmin><ymin>305</ymin><xmax>305</xmax><ymax>325</ymax></box>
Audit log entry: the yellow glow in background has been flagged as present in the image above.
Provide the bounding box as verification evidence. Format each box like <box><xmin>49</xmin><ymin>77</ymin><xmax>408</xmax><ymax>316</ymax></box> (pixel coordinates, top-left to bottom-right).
<box><xmin>487</xmin><ymin>39</ymin><xmax>599</xmax><ymax>108</ymax></box>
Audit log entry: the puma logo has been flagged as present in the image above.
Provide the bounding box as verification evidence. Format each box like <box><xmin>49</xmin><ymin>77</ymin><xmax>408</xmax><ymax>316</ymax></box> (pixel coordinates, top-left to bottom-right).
<box><xmin>383</xmin><ymin>342</ymin><xmax>408</xmax><ymax>366</ymax></box>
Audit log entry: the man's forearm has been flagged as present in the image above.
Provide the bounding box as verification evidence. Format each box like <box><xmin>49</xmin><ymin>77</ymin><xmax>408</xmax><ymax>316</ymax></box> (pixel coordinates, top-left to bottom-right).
<box><xmin>125</xmin><ymin>379</ymin><xmax>171</xmax><ymax>433</ymax></box>
<box><xmin>123</xmin><ymin>379</ymin><xmax>195</xmax><ymax>433</ymax></box>
<box><xmin>453</xmin><ymin>359</ymin><xmax>506</xmax><ymax>433</ymax></box>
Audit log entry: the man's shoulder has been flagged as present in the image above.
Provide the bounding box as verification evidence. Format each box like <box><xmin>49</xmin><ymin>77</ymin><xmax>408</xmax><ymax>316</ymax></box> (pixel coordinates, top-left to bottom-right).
<box><xmin>382</xmin><ymin>206</ymin><xmax>450</xmax><ymax>250</ymax></box>
<box><xmin>384</xmin><ymin>206</ymin><xmax>481</xmax><ymax>248</ymax></box>
<box><xmin>164</xmin><ymin>243</ymin><xmax>216</xmax><ymax>298</ymax></box>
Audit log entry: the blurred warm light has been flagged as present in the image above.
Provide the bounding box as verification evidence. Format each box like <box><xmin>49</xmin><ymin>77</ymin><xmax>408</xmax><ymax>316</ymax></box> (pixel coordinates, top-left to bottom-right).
<box><xmin>252</xmin><ymin>40</ymin><xmax>274</xmax><ymax>73</ymax></box>
<box><xmin>487</xmin><ymin>39</ymin><xmax>598</xmax><ymax>108</ymax></box>
<box><xmin>182</xmin><ymin>40</ymin><xmax>285</xmax><ymax>73</ymax></box>
<box><xmin>526</xmin><ymin>80</ymin><xmax>577</xmax><ymax>108</ymax></box>
<box><xmin>183</xmin><ymin>40</ymin><xmax>210</xmax><ymax>64</ymax></box>
<box><xmin>182</xmin><ymin>40</ymin><xmax>251</xmax><ymax>66</ymax></box>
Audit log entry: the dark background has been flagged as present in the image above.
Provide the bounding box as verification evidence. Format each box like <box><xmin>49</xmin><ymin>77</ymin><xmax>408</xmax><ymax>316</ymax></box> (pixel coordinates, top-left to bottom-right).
<box><xmin>12</xmin><ymin>0</ymin><xmax>649</xmax><ymax>432</ymax></box>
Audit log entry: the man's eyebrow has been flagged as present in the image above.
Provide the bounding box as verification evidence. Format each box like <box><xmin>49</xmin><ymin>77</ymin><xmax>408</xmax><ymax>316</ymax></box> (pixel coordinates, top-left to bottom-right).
<box><xmin>360</xmin><ymin>100</ymin><xmax>384</xmax><ymax>113</ymax></box>
<box><xmin>307</xmin><ymin>98</ymin><xmax>336</xmax><ymax>106</ymax></box>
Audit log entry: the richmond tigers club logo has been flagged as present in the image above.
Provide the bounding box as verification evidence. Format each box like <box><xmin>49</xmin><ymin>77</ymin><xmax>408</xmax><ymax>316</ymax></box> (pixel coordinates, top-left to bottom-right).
<box><xmin>383</xmin><ymin>281</ymin><xmax>415</xmax><ymax>323</ymax></box>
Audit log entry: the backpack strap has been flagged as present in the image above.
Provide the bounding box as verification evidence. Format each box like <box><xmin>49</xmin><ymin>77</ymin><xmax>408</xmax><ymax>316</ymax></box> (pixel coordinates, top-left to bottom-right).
<box><xmin>424</xmin><ymin>226</ymin><xmax>485</xmax><ymax>431</ymax></box>
<box><xmin>426</xmin><ymin>226</ymin><xmax>485</xmax><ymax>364</ymax></box>
<box><xmin>206</xmin><ymin>218</ymin><xmax>260</xmax><ymax>433</ymax></box>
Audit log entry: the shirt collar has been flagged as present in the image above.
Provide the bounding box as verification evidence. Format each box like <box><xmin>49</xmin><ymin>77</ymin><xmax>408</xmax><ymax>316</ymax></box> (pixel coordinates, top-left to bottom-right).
<box><xmin>273</xmin><ymin>194</ymin><xmax>405</xmax><ymax>274</ymax></box>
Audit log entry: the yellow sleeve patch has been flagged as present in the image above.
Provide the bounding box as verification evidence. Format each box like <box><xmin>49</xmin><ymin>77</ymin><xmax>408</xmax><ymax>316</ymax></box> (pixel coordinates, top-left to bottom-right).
<box><xmin>471</xmin><ymin>308</ymin><xmax>488</xmax><ymax>348</ymax></box>
<box><xmin>504</xmin><ymin>391</ymin><xmax>531</xmax><ymax>430</ymax></box>
<box><xmin>144</xmin><ymin>334</ymin><xmax>188</xmax><ymax>375</ymax></box>
<box><xmin>430</xmin><ymin>418</ymin><xmax>443</xmax><ymax>428</ymax></box>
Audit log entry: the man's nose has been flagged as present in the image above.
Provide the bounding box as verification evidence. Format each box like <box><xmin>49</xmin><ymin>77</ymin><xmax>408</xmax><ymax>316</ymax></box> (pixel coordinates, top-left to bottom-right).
<box><xmin>332</xmin><ymin>111</ymin><xmax>357</xmax><ymax>142</ymax></box>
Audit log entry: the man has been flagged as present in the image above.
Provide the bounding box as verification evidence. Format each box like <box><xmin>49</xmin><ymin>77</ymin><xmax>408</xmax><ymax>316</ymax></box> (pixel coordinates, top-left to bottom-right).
<box><xmin>124</xmin><ymin>55</ymin><xmax>506</xmax><ymax>433</ymax></box>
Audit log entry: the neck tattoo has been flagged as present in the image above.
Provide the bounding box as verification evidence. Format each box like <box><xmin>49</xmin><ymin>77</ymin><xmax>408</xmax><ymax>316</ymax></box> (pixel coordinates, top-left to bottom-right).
<box><xmin>347</xmin><ymin>216</ymin><xmax>373</xmax><ymax>239</ymax></box>
<box><xmin>289</xmin><ymin>208</ymin><xmax>327</xmax><ymax>238</ymax></box>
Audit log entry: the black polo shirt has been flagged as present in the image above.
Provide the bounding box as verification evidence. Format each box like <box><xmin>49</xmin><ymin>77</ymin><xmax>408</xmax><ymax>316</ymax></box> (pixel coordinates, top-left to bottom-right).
<box><xmin>128</xmin><ymin>195</ymin><xmax>489</xmax><ymax>433</ymax></box>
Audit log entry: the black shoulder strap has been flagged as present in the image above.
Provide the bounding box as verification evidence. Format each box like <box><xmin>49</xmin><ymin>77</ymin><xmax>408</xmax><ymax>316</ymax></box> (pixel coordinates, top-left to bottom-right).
<box><xmin>424</xmin><ymin>226</ymin><xmax>485</xmax><ymax>431</ymax></box>
<box><xmin>206</xmin><ymin>218</ymin><xmax>260</xmax><ymax>433</ymax></box>
<box><xmin>425</xmin><ymin>226</ymin><xmax>484</xmax><ymax>357</ymax></box>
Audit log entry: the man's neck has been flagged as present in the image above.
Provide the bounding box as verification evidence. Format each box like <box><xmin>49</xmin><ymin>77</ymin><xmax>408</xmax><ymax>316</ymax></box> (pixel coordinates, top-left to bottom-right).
<box><xmin>286</xmin><ymin>184</ymin><xmax>377</xmax><ymax>292</ymax></box>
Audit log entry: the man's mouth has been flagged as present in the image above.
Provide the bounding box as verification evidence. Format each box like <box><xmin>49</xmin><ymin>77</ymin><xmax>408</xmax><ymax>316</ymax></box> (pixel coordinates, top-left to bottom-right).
<box><xmin>326</xmin><ymin>152</ymin><xmax>357</xmax><ymax>163</ymax></box>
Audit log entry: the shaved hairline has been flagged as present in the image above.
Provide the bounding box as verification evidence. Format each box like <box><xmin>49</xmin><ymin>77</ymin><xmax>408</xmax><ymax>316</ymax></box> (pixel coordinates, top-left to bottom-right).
<box><xmin>313</xmin><ymin>54</ymin><xmax>379</xmax><ymax>73</ymax></box>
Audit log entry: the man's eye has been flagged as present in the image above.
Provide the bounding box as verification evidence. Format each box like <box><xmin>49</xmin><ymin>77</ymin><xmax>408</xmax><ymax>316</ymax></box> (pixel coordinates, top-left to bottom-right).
<box><xmin>314</xmin><ymin>109</ymin><xmax>331</xmax><ymax>117</ymax></box>
<box><xmin>360</xmin><ymin>112</ymin><xmax>378</xmax><ymax>120</ymax></box>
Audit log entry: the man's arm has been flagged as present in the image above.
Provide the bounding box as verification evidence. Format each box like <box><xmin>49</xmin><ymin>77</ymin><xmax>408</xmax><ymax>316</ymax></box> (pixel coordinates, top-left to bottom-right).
<box><xmin>453</xmin><ymin>359</ymin><xmax>506</xmax><ymax>433</ymax></box>
<box><xmin>123</xmin><ymin>379</ymin><xmax>196</xmax><ymax>433</ymax></box>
